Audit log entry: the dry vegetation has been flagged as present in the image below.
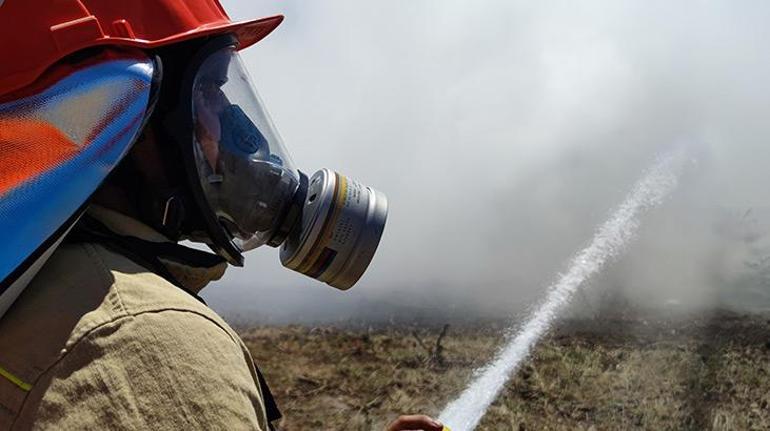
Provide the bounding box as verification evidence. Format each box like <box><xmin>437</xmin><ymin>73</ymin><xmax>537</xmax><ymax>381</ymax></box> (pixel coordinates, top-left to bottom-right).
<box><xmin>239</xmin><ymin>311</ymin><xmax>770</xmax><ymax>430</ymax></box>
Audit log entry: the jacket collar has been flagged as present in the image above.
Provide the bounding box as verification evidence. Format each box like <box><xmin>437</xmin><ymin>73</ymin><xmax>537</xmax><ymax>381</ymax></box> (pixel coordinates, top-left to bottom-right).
<box><xmin>86</xmin><ymin>205</ymin><xmax>228</xmax><ymax>294</ymax></box>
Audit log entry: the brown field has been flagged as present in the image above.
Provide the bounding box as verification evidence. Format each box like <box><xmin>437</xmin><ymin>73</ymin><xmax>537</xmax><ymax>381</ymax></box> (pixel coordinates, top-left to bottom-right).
<box><xmin>238</xmin><ymin>311</ymin><xmax>770</xmax><ymax>430</ymax></box>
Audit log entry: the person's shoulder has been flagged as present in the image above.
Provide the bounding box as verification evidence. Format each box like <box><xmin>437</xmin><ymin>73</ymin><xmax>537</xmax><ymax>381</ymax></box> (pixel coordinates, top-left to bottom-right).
<box><xmin>32</xmin><ymin>276</ymin><xmax>269</xmax><ymax>430</ymax></box>
<box><xmin>15</xmin><ymin>287</ymin><xmax>268</xmax><ymax>431</ymax></box>
<box><xmin>0</xmin><ymin>240</ymin><xmax>239</xmax><ymax>375</ymax></box>
<box><xmin>46</xmin><ymin>240</ymin><xmax>229</xmax><ymax>329</ymax></box>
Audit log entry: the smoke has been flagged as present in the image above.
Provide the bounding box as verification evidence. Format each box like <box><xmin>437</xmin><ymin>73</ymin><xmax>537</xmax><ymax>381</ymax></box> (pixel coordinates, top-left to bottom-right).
<box><xmin>204</xmin><ymin>0</ymin><xmax>770</xmax><ymax>323</ymax></box>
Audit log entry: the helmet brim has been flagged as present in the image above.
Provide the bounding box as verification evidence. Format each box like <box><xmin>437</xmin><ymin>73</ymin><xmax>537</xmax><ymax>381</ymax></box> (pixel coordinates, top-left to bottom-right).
<box><xmin>231</xmin><ymin>15</ymin><xmax>285</xmax><ymax>50</ymax></box>
<box><xmin>147</xmin><ymin>15</ymin><xmax>284</xmax><ymax>51</ymax></box>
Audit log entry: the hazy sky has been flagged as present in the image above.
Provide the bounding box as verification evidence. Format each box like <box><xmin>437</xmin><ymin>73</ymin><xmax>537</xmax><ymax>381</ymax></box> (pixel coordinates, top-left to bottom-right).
<box><xmin>204</xmin><ymin>1</ymin><xmax>770</xmax><ymax>323</ymax></box>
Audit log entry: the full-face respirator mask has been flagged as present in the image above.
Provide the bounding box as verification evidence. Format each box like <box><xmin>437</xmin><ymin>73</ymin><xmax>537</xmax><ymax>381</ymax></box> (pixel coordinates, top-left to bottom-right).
<box><xmin>177</xmin><ymin>37</ymin><xmax>387</xmax><ymax>289</ymax></box>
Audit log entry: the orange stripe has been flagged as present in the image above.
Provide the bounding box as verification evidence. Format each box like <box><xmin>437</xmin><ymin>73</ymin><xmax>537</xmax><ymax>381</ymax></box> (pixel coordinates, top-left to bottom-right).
<box><xmin>0</xmin><ymin>119</ymin><xmax>79</xmax><ymax>195</ymax></box>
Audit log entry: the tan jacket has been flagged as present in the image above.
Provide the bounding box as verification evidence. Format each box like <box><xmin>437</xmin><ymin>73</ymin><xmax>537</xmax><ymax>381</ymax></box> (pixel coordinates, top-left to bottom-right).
<box><xmin>0</xmin><ymin>207</ymin><xmax>270</xmax><ymax>430</ymax></box>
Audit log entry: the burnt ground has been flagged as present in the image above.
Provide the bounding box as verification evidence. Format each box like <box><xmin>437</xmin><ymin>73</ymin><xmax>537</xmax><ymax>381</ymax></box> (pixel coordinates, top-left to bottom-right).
<box><xmin>238</xmin><ymin>310</ymin><xmax>770</xmax><ymax>430</ymax></box>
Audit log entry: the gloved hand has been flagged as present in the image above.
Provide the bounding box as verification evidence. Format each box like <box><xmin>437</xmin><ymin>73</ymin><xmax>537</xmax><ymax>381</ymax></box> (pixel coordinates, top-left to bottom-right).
<box><xmin>386</xmin><ymin>414</ymin><xmax>445</xmax><ymax>431</ymax></box>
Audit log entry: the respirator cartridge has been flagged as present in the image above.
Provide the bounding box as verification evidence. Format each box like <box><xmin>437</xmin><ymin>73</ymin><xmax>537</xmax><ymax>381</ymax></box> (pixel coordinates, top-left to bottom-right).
<box><xmin>279</xmin><ymin>168</ymin><xmax>387</xmax><ymax>290</ymax></box>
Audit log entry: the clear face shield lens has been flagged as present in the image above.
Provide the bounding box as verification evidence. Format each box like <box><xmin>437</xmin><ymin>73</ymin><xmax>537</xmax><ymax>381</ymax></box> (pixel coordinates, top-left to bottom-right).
<box><xmin>192</xmin><ymin>46</ymin><xmax>299</xmax><ymax>251</ymax></box>
<box><xmin>190</xmin><ymin>45</ymin><xmax>388</xmax><ymax>289</ymax></box>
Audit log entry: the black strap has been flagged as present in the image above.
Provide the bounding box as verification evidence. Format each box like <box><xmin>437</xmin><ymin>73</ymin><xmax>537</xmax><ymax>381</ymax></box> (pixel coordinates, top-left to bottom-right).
<box><xmin>66</xmin><ymin>215</ymin><xmax>283</xmax><ymax>427</ymax></box>
<box><xmin>256</xmin><ymin>367</ymin><xmax>283</xmax><ymax>428</ymax></box>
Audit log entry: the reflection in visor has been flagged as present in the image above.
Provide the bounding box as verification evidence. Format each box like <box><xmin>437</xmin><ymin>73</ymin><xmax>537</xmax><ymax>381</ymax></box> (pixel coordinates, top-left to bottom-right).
<box><xmin>192</xmin><ymin>46</ymin><xmax>299</xmax><ymax>251</ymax></box>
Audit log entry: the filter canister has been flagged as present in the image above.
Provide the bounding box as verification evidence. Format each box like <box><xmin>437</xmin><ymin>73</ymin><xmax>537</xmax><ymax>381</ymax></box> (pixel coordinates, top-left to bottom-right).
<box><xmin>279</xmin><ymin>168</ymin><xmax>387</xmax><ymax>289</ymax></box>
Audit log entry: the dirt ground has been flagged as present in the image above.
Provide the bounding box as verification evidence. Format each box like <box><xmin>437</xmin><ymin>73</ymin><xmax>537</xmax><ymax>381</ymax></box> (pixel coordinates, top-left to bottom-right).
<box><xmin>238</xmin><ymin>310</ymin><xmax>770</xmax><ymax>430</ymax></box>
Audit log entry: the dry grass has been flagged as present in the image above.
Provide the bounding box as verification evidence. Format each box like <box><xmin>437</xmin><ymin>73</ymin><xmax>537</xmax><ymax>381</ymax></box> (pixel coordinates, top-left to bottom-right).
<box><xmin>238</xmin><ymin>311</ymin><xmax>770</xmax><ymax>430</ymax></box>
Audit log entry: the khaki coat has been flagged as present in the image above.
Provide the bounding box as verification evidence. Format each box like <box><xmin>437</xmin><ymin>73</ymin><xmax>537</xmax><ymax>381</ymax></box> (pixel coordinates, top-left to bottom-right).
<box><xmin>0</xmin><ymin>206</ymin><xmax>269</xmax><ymax>430</ymax></box>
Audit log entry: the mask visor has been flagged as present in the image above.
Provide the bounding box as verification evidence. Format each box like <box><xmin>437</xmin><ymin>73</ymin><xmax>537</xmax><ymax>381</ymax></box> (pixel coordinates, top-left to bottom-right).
<box><xmin>192</xmin><ymin>46</ymin><xmax>299</xmax><ymax>251</ymax></box>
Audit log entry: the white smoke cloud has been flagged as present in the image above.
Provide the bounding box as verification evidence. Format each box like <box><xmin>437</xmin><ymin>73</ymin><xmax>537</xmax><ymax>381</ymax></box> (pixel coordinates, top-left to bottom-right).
<box><xmin>205</xmin><ymin>0</ymin><xmax>770</xmax><ymax>323</ymax></box>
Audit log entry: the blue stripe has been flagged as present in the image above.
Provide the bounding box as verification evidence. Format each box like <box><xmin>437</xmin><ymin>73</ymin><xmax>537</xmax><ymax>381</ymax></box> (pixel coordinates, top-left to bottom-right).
<box><xmin>0</xmin><ymin>58</ymin><xmax>154</xmax><ymax>289</ymax></box>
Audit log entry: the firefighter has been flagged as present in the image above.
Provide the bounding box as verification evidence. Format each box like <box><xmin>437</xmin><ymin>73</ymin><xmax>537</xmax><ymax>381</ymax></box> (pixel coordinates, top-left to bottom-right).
<box><xmin>0</xmin><ymin>1</ymin><xmax>442</xmax><ymax>429</ymax></box>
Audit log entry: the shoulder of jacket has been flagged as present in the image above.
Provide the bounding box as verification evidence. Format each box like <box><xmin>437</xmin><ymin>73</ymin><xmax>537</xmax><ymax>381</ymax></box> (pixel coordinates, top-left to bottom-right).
<box><xmin>0</xmin><ymin>242</ymin><xmax>240</xmax><ymax>377</ymax></box>
<box><xmin>84</xmin><ymin>242</ymin><xmax>238</xmax><ymax>343</ymax></box>
<box><xmin>0</xmin><ymin>241</ymin><xmax>254</xmax><ymax>427</ymax></box>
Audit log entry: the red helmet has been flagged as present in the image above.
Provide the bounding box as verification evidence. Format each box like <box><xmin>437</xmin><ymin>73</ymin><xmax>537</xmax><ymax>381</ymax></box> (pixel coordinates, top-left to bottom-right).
<box><xmin>0</xmin><ymin>0</ymin><xmax>283</xmax><ymax>98</ymax></box>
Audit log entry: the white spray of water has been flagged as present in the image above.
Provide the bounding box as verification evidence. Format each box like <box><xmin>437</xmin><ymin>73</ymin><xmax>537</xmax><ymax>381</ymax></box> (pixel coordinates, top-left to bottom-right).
<box><xmin>439</xmin><ymin>150</ymin><xmax>686</xmax><ymax>430</ymax></box>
